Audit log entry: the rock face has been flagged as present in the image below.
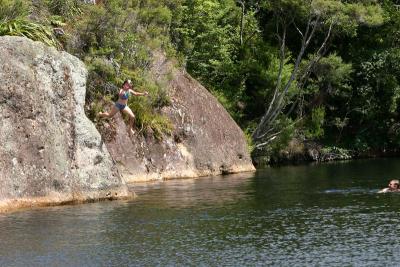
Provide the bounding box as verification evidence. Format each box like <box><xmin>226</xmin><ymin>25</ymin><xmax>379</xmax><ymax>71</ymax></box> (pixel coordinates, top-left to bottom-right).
<box><xmin>102</xmin><ymin>52</ymin><xmax>255</xmax><ymax>182</ymax></box>
<box><xmin>0</xmin><ymin>36</ymin><xmax>131</xmax><ymax>212</ymax></box>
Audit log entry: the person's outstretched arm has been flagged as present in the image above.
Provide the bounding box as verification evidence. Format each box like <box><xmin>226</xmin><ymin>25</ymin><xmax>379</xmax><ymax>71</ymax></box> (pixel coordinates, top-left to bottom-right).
<box><xmin>130</xmin><ymin>89</ymin><xmax>149</xmax><ymax>96</ymax></box>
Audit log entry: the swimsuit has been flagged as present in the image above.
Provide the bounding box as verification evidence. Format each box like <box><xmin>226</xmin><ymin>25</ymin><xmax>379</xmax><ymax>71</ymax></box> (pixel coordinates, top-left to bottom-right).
<box><xmin>120</xmin><ymin>91</ymin><xmax>130</xmax><ymax>100</ymax></box>
<box><xmin>115</xmin><ymin>102</ymin><xmax>126</xmax><ymax>110</ymax></box>
<box><xmin>115</xmin><ymin>90</ymin><xmax>130</xmax><ymax>110</ymax></box>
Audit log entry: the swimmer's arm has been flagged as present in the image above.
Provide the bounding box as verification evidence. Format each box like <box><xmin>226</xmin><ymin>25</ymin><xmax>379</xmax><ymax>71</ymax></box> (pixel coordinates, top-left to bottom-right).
<box><xmin>378</xmin><ymin>188</ymin><xmax>389</xmax><ymax>193</ymax></box>
<box><xmin>129</xmin><ymin>89</ymin><xmax>149</xmax><ymax>96</ymax></box>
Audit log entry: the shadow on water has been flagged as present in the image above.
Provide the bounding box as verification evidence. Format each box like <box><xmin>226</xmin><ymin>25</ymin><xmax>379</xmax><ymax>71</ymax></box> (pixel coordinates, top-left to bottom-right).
<box><xmin>2</xmin><ymin>158</ymin><xmax>400</xmax><ymax>266</ymax></box>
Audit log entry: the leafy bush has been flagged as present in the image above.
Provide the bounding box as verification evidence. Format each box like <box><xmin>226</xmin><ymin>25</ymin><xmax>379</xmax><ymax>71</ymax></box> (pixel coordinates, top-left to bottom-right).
<box><xmin>139</xmin><ymin>6</ymin><xmax>172</xmax><ymax>28</ymax></box>
<box><xmin>267</xmin><ymin>116</ymin><xmax>296</xmax><ymax>155</ymax></box>
<box><xmin>244</xmin><ymin>127</ymin><xmax>255</xmax><ymax>154</ymax></box>
<box><xmin>320</xmin><ymin>146</ymin><xmax>352</xmax><ymax>160</ymax></box>
<box><xmin>127</xmin><ymin>77</ymin><xmax>173</xmax><ymax>138</ymax></box>
<box><xmin>304</xmin><ymin>107</ymin><xmax>325</xmax><ymax>139</ymax></box>
<box><xmin>0</xmin><ymin>0</ymin><xmax>29</xmax><ymax>21</ymax></box>
<box><xmin>131</xmin><ymin>100</ymin><xmax>173</xmax><ymax>139</ymax></box>
<box><xmin>48</xmin><ymin>0</ymin><xmax>82</xmax><ymax>18</ymax></box>
<box><xmin>0</xmin><ymin>18</ymin><xmax>60</xmax><ymax>48</ymax></box>
<box><xmin>87</xmin><ymin>57</ymin><xmax>117</xmax><ymax>82</ymax></box>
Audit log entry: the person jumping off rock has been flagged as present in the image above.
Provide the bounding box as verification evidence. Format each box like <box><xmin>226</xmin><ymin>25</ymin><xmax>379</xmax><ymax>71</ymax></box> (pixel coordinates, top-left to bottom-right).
<box><xmin>98</xmin><ymin>79</ymin><xmax>148</xmax><ymax>135</ymax></box>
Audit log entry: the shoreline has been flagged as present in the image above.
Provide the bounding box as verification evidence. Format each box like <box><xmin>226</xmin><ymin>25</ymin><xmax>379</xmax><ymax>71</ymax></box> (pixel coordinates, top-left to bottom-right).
<box><xmin>0</xmin><ymin>167</ymin><xmax>257</xmax><ymax>214</ymax></box>
<box><xmin>253</xmin><ymin>140</ymin><xmax>400</xmax><ymax>167</ymax></box>
<box><xmin>0</xmin><ymin>187</ymin><xmax>134</xmax><ymax>214</ymax></box>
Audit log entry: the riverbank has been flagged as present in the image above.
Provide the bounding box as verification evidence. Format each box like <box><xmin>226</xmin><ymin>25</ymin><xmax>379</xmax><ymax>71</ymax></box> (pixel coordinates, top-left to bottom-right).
<box><xmin>252</xmin><ymin>138</ymin><xmax>400</xmax><ymax>167</ymax></box>
<box><xmin>0</xmin><ymin>187</ymin><xmax>134</xmax><ymax>214</ymax></box>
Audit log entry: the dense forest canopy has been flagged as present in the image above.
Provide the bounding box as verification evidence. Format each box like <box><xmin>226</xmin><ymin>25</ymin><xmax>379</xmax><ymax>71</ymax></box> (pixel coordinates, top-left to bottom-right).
<box><xmin>1</xmin><ymin>0</ymin><xmax>400</xmax><ymax>160</ymax></box>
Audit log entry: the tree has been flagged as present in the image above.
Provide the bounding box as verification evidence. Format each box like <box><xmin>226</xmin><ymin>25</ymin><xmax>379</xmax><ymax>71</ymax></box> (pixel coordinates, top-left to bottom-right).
<box><xmin>252</xmin><ymin>0</ymin><xmax>384</xmax><ymax>149</ymax></box>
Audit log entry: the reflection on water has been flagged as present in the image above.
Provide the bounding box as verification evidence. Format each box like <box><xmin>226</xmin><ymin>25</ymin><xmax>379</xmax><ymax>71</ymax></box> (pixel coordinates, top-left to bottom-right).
<box><xmin>1</xmin><ymin>158</ymin><xmax>400</xmax><ymax>266</ymax></box>
<box><xmin>133</xmin><ymin>173</ymin><xmax>253</xmax><ymax>209</ymax></box>
<box><xmin>322</xmin><ymin>188</ymin><xmax>379</xmax><ymax>194</ymax></box>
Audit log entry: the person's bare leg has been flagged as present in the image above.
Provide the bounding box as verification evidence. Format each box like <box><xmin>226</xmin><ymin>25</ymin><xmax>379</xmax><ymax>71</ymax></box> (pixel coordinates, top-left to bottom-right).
<box><xmin>122</xmin><ymin>106</ymin><xmax>136</xmax><ymax>135</ymax></box>
<box><xmin>99</xmin><ymin>105</ymin><xmax>119</xmax><ymax>118</ymax></box>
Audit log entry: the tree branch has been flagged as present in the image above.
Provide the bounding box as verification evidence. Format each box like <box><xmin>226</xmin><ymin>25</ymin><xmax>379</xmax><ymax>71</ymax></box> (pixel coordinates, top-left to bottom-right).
<box><xmin>298</xmin><ymin>19</ymin><xmax>335</xmax><ymax>89</ymax></box>
<box><xmin>253</xmin><ymin>13</ymin><xmax>322</xmax><ymax>144</ymax></box>
<box><xmin>253</xmin><ymin>16</ymin><xmax>286</xmax><ymax>139</ymax></box>
<box><xmin>293</xmin><ymin>21</ymin><xmax>304</xmax><ymax>38</ymax></box>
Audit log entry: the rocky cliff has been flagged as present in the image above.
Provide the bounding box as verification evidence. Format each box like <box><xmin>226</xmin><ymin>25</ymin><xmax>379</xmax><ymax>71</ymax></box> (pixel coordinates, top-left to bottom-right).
<box><xmin>0</xmin><ymin>36</ymin><xmax>131</xmax><ymax>212</ymax></box>
<box><xmin>0</xmin><ymin>35</ymin><xmax>254</xmax><ymax>212</ymax></box>
<box><xmin>101</xmin><ymin>52</ymin><xmax>255</xmax><ymax>182</ymax></box>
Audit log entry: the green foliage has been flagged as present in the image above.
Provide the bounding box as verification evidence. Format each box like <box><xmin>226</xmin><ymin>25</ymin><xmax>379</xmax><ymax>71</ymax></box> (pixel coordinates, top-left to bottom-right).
<box><xmin>87</xmin><ymin>57</ymin><xmax>117</xmax><ymax>82</ymax></box>
<box><xmin>127</xmin><ymin>78</ymin><xmax>173</xmax><ymax>138</ymax></box>
<box><xmin>311</xmin><ymin>0</ymin><xmax>384</xmax><ymax>29</ymax></box>
<box><xmin>347</xmin><ymin>48</ymin><xmax>400</xmax><ymax>147</ymax></box>
<box><xmin>130</xmin><ymin>101</ymin><xmax>173</xmax><ymax>139</ymax></box>
<box><xmin>0</xmin><ymin>18</ymin><xmax>60</xmax><ymax>48</ymax></box>
<box><xmin>352</xmin><ymin>137</ymin><xmax>370</xmax><ymax>152</ymax></box>
<box><xmin>48</xmin><ymin>0</ymin><xmax>82</xmax><ymax>18</ymax></box>
<box><xmin>86</xmin><ymin>99</ymin><xmax>105</xmax><ymax>122</ymax></box>
<box><xmin>305</xmin><ymin>106</ymin><xmax>325</xmax><ymax>139</ymax></box>
<box><xmin>139</xmin><ymin>6</ymin><xmax>172</xmax><ymax>27</ymax></box>
<box><xmin>268</xmin><ymin>117</ymin><xmax>296</xmax><ymax>155</ymax></box>
<box><xmin>267</xmin><ymin>0</ymin><xmax>384</xmax><ymax>36</ymax></box>
<box><xmin>307</xmin><ymin>54</ymin><xmax>352</xmax><ymax>89</ymax></box>
<box><xmin>3</xmin><ymin>0</ymin><xmax>399</xmax><ymax>157</ymax></box>
<box><xmin>320</xmin><ymin>146</ymin><xmax>352</xmax><ymax>159</ymax></box>
<box><xmin>173</xmin><ymin>0</ymin><xmax>240</xmax><ymax>87</ymax></box>
<box><xmin>53</xmin><ymin>1</ymin><xmax>177</xmax><ymax>139</ymax></box>
<box><xmin>299</xmin><ymin>54</ymin><xmax>352</xmax><ymax>141</ymax></box>
<box><xmin>49</xmin><ymin>15</ymin><xmax>66</xmax><ymax>27</ymax></box>
<box><xmin>244</xmin><ymin>125</ymin><xmax>257</xmax><ymax>154</ymax></box>
<box><xmin>0</xmin><ymin>0</ymin><xmax>29</xmax><ymax>21</ymax></box>
<box><xmin>0</xmin><ymin>1</ymin><xmax>61</xmax><ymax>48</ymax></box>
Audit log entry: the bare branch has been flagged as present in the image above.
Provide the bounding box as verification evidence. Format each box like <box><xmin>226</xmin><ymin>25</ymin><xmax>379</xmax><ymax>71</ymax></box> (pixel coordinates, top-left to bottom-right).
<box><xmin>254</xmin><ymin>118</ymin><xmax>302</xmax><ymax>148</ymax></box>
<box><xmin>305</xmin><ymin>15</ymin><xmax>320</xmax><ymax>46</ymax></box>
<box><xmin>254</xmin><ymin>136</ymin><xmax>277</xmax><ymax>149</ymax></box>
<box><xmin>237</xmin><ymin>0</ymin><xmax>245</xmax><ymax>46</ymax></box>
<box><xmin>298</xmin><ymin>19</ymin><xmax>335</xmax><ymax>89</ymax></box>
<box><xmin>293</xmin><ymin>21</ymin><xmax>304</xmax><ymax>38</ymax></box>
<box><xmin>253</xmin><ymin>17</ymin><xmax>287</xmax><ymax>139</ymax></box>
<box><xmin>254</xmin><ymin>126</ymin><xmax>276</xmax><ymax>141</ymax></box>
<box><xmin>273</xmin><ymin>14</ymin><xmax>317</xmax><ymax>108</ymax></box>
<box><xmin>285</xmin><ymin>97</ymin><xmax>299</xmax><ymax>117</ymax></box>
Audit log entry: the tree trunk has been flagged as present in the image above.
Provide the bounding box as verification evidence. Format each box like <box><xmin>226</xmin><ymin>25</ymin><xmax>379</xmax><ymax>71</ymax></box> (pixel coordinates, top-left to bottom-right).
<box><xmin>252</xmin><ymin>14</ymin><xmax>335</xmax><ymax>148</ymax></box>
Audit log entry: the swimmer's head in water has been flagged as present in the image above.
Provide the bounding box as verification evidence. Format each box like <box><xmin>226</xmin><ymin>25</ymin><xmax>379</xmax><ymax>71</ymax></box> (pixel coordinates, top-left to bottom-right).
<box><xmin>389</xmin><ymin>179</ymin><xmax>399</xmax><ymax>189</ymax></box>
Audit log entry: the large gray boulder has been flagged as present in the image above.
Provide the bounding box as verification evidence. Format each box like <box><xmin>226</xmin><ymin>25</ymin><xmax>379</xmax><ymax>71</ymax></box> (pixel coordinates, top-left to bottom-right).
<box><xmin>0</xmin><ymin>36</ymin><xmax>131</xmax><ymax>212</ymax></box>
<box><xmin>102</xmin><ymin>52</ymin><xmax>255</xmax><ymax>182</ymax></box>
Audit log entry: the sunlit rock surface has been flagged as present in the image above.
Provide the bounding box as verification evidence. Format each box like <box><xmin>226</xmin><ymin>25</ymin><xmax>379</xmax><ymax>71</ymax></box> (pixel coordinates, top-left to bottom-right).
<box><xmin>102</xmin><ymin>52</ymin><xmax>255</xmax><ymax>182</ymax></box>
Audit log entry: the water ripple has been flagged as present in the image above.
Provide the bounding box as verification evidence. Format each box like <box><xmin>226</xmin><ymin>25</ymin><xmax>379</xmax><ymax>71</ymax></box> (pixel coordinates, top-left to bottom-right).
<box><xmin>2</xmin><ymin>159</ymin><xmax>400</xmax><ymax>266</ymax></box>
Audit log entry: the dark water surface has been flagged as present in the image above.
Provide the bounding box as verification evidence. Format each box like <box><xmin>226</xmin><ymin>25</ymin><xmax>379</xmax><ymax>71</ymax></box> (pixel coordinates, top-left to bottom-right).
<box><xmin>2</xmin><ymin>158</ymin><xmax>400</xmax><ymax>266</ymax></box>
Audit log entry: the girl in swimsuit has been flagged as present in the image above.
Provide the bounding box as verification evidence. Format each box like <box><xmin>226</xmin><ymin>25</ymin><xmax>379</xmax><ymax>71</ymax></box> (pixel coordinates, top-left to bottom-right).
<box><xmin>98</xmin><ymin>79</ymin><xmax>149</xmax><ymax>135</ymax></box>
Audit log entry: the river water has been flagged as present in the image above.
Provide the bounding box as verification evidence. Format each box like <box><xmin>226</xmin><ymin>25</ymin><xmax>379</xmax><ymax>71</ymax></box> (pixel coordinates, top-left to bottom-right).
<box><xmin>1</xmin><ymin>158</ymin><xmax>400</xmax><ymax>266</ymax></box>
